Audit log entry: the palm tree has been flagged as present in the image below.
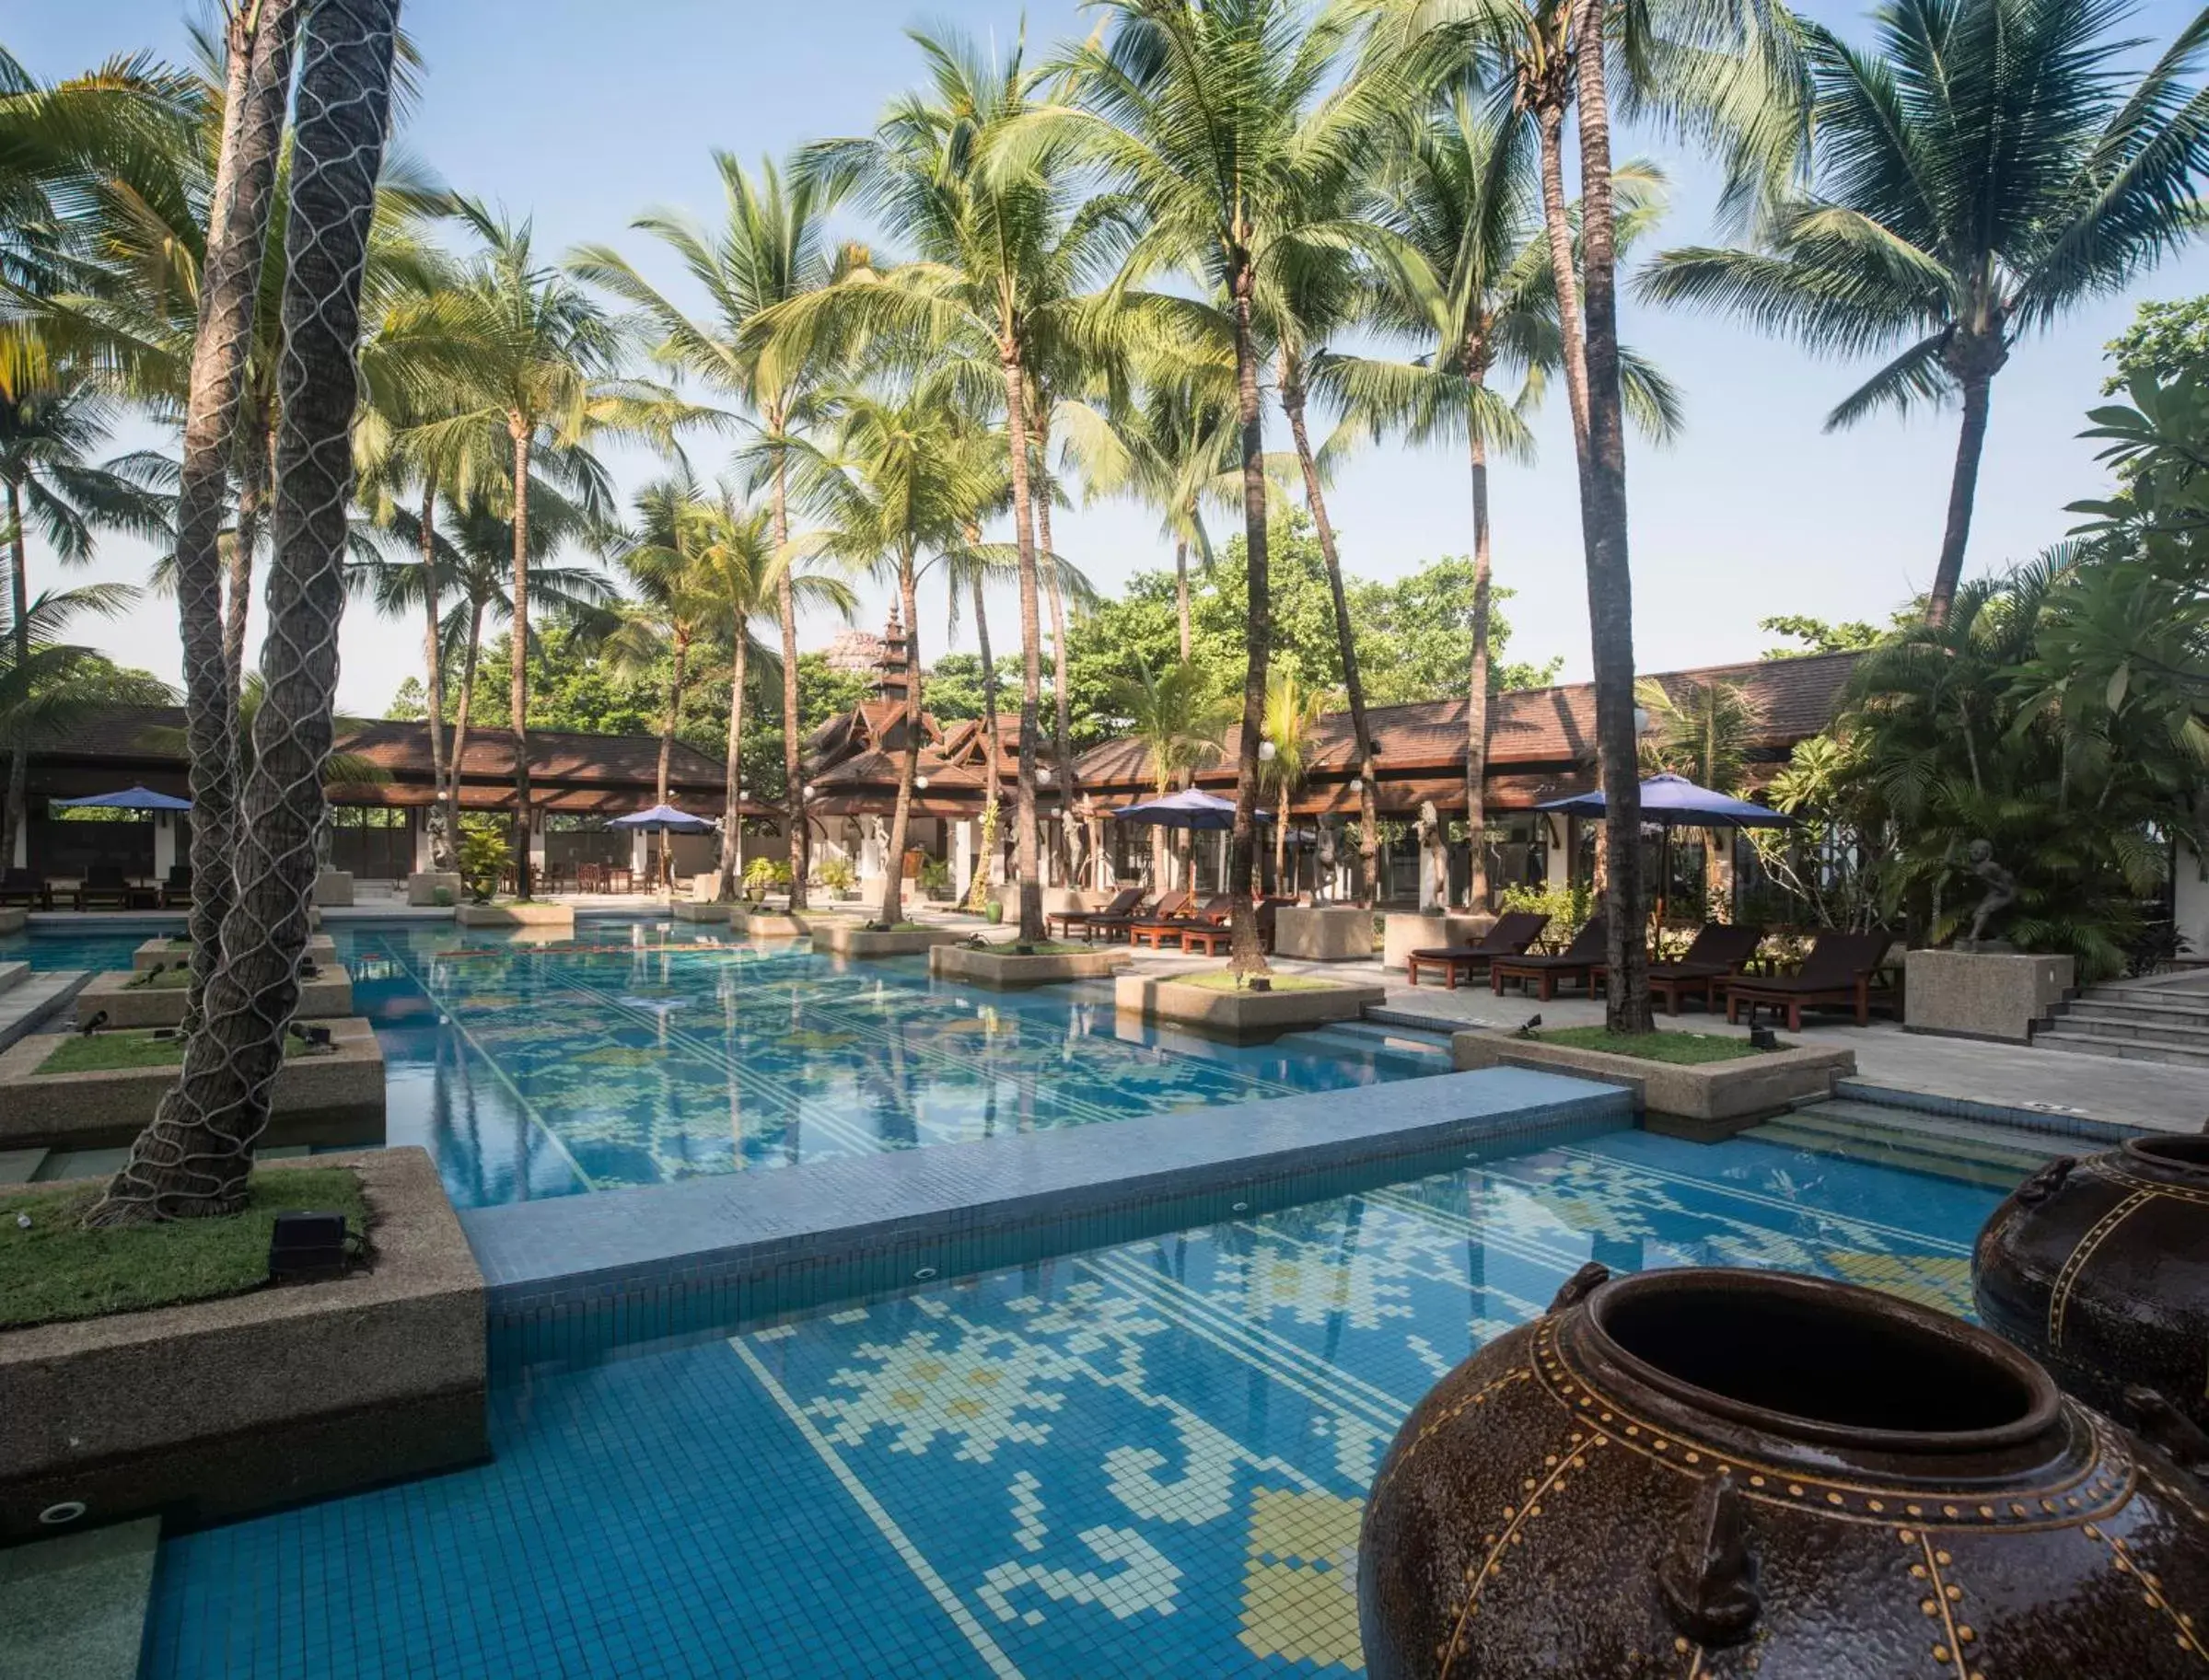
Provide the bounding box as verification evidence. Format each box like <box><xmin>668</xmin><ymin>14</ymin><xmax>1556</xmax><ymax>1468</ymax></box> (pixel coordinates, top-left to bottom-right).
<box><xmin>0</xmin><ymin>359</ymin><xmax>170</xmax><ymax>868</ymax></box>
<box><xmin>569</xmin><ymin>153</ymin><xmax>852</xmax><ymax>911</ymax></box>
<box><xmin>1637</xmin><ymin>673</ymin><xmax>1761</xmax><ymax>914</ymax></box>
<box><xmin>604</xmin><ymin>472</ymin><xmax>723</xmax><ymax>808</ymax></box>
<box><xmin>682</xmin><ymin>485</ymin><xmax>855</xmax><ymax>898</ymax></box>
<box><xmin>93</xmin><ymin>0</ymin><xmax>403</xmax><ymax>1225</ymax></box>
<box><xmin>435</xmin><ymin>203</ymin><xmax>692</xmax><ymax>896</ymax></box>
<box><xmin>1321</xmin><ymin>95</ymin><xmax>1680</xmax><ymax>910</ymax></box>
<box><xmin>1113</xmin><ymin>658</ymin><xmax>1235</xmax><ymax>891</ymax></box>
<box><xmin>1018</xmin><ymin>0</ymin><xmax>1409</xmax><ymax>971</ymax></box>
<box><xmin>1260</xmin><ymin>667</ymin><xmax>1328</xmax><ymax>894</ymax></box>
<box><xmin>1639</xmin><ymin>0</ymin><xmax>2209</xmax><ymax>627</ymax></box>
<box><xmin>1089</xmin><ymin>381</ymin><xmax>1240</xmax><ymax>661</ymax></box>
<box><xmin>781</xmin><ymin>25</ymin><xmax>1155</xmax><ymax>942</ymax></box>
<box><xmin>800</xmin><ymin>370</ymin><xmax>1002</xmax><ymax>928</ymax></box>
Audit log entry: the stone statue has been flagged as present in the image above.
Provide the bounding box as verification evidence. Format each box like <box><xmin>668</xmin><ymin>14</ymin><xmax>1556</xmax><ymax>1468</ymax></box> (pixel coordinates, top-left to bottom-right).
<box><xmin>865</xmin><ymin>813</ymin><xmax>889</xmax><ymax>852</ymax></box>
<box><xmin>1962</xmin><ymin>838</ymin><xmax>2018</xmax><ymax>948</ymax></box>
<box><xmin>1315</xmin><ymin>817</ymin><xmax>1338</xmax><ymax>904</ymax></box>
<box><xmin>1415</xmin><ymin>799</ymin><xmax>1449</xmax><ymax>909</ymax></box>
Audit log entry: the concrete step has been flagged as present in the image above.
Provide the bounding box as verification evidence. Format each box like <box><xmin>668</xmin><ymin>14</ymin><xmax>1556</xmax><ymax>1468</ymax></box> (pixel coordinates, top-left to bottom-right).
<box><xmin>0</xmin><ymin>1516</ymin><xmax>160</xmax><ymax>1680</ymax></box>
<box><xmin>2052</xmin><ymin>1009</ymin><xmax>2209</xmax><ymax>1049</ymax></box>
<box><xmin>2074</xmin><ymin>987</ymin><xmax>2209</xmax><ymax>1019</ymax></box>
<box><xmin>29</xmin><ymin>1146</ymin><xmax>131</xmax><ymax>1183</ymax></box>
<box><xmin>2063</xmin><ymin>1002</ymin><xmax>2209</xmax><ymax>1037</ymax></box>
<box><xmin>0</xmin><ymin>1147</ymin><xmax>49</xmax><ymax>1184</ymax></box>
<box><xmin>0</xmin><ymin>961</ymin><xmax>27</xmax><ymax>997</ymax></box>
<box><xmin>2035</xmin><ymin>1026</ymin><xmax>2209</xmax><ymax>1068</ymax></box>
<box><xmin>1770</xmin><ymin>1102</ymin><xmax>2061</xmax><ymax>1173</ymax></box>
<box><xmin>1743</xmin><ymin>1118</ymin><xmax>2041</xmax><ymax>1191</ymax></box>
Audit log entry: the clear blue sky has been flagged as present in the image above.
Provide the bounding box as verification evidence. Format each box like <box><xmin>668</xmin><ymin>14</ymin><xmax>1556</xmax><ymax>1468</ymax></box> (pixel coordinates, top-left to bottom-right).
<box><xmin>18</xmin><ymin>0</ymin><xmax>2209</xmax><ymax>715</ymax></box>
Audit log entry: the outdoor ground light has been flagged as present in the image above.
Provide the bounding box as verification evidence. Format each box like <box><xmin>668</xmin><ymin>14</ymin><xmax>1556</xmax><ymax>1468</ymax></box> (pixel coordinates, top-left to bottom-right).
<box><xmin>268</xmin><ymin>1211</ymin><xmax>348</xmax><ymax>1281</ymax></box>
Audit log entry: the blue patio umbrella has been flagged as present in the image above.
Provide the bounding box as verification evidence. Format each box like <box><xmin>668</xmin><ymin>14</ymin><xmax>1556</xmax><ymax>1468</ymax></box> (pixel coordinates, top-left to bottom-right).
<box><xmin>606</xmin><ymin>803</ymin><xmax>716</xmax><ymax>833</ymax></box>
<box><xmin>1110</xmin><ymin>788</ymin><xmax>1272</xmax><ymax>829</ymax></box>
<box><xmin>51</xmin><ymin>784</ymin><xmax>192</xmax><ymax>811</ymax></box>
<box><xmin>1537</xmin><ymin>772</ymin><xmax>1795</xmax><ymax>924</ymax></box>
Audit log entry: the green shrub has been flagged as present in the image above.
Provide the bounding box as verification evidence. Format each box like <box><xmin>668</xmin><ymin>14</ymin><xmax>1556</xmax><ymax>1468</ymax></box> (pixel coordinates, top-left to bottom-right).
<box><xmin>1497</xmin><ymin>881</ymin><xmax>1595</xmax><ymax>941</ymax></box>
<box><xmin>917</xmin><ymin>857</ymin><xmax>952</xmax><ymax>897</ymax></box>
<box><xmin>816</xmin><ymin>855</ymin><xmax>857</xmax><ymax>895</ymax></box>
<box><xmin>457</xmin><ymin>823</ymin><xmax>509</xmax><ymax>904</ymax></box>
<box><xmin>743</xmin><ymin>856</ymin><xmax>792</xmax><ymax>900</ymax></box>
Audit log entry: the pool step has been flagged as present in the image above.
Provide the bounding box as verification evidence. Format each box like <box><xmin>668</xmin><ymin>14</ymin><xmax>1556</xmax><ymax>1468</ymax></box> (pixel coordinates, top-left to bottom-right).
<box><xmin>0</xmin><ymin>1516</ymin><xmax>159</xmax><ymax>1680</ymax></box>
<box><xmin>1741</xmin><ymin>1099</ymin><xmax>2064</xmax><ymax>1189</ymax></box>
<box><xmin>1306</xmin><ymin>1019</ymin><xmax>1455</xmax><ymax>1061</ymax></box>
<box><xmin>0</xmin><ymin>961</ymin><xmax>27</xmax><ymax>996</ymax></box>
<box><xmin>0</xmin><ymin>1147</ymin><xmax>48</xmax><ymax>1184</ymax></box>
<box><xmin>29</xmin><ymin>1146</ymin><xmax>131</xmax><ymax>1184</ymax></box>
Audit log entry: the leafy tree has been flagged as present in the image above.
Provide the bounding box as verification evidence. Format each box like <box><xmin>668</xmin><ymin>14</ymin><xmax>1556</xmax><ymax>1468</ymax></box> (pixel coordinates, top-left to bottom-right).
<box><xmin>1260</xmin><ymin>667</ymin><xmax>1328</xmax><ymax>890</ymax></box>
<box><xmin>1641</xmin><ymin>0</ymin><xmax>2209</xmax><ymax>629</ymax></box>
<box><xmin>2105</xmin><ymin>295</ymin><xmax>2209</xmax><ymax>393</ymax></box>
<box><xmin>1759</xmin><ymin>613</ymin><xmax>1883</xmax><ymax>658</ymax></box>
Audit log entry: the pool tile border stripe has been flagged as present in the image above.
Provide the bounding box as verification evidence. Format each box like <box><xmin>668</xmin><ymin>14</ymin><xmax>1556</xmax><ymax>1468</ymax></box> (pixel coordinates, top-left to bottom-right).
<box><xmin>462</xmin><ymin>1067</ymin><xmax>1631</xmax><ymax>1370</ymax></box>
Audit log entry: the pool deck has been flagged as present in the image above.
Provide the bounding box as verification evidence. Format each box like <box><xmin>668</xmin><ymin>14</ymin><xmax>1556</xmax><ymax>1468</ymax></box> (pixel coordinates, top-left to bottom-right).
<box><xmin>461</xmin><ymin>1065</ymin><xmax>1630</xmax><ymax>1366</ymax></box>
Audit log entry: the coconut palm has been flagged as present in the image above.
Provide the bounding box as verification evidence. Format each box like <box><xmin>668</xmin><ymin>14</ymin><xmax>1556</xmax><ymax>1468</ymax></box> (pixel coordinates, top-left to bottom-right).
<box><xmin>0</xmin><ymin>359</ymin><xmax>171</xmax><ymax>867</ymax></box>
<box><xmin>569</xmin><ymin>153</ymin><xmax>854</xmax><ymax>911</ymax></box>
<box><xmin>681</xmin><ymin>486</ymin><xmax>856</xmax><ymax>897</ymax></box>
<box><xmin>1088</xmin><ymin>381</ymin><xmax>1241</xmax><ymax>661</ymax></box>
<box><xmin>1640</xmin><ymin>0</ymin><xmax>2209</xmax><ymax>628</ymax></box>
<box><xmin>1321</xmin><ymin>96</ymin><xmax>1680</xmax><ymax>909</ymax></box>
<box><xmin>799</xmin><ymin>369</ymin><xmax>1003</xmax><ymax>929</ymax></box>
<box><xmin>1015</xmin><ymin>0</ymin><xmax>1412</xmax><ymax>971</ymax></box>
<box><xmin>779</xmin><ymin>25</ymin><xmax>1159</xmax><ymax>942</ymax></box>
<box><xmin>604</xmin><ymin>471</ymin><xmax>726</xmax><ymax>807</ymax></box>
<box><xmin>1637</xmin><ymin>672</ymin><xmax>1761</xmax><ymax>913</ymax></box>
<box><xmin>93</xmin><ymin>0</ymin><xmax>404</xmax><ymax>1225</ymax></box>
<box><xmin>1113</xmin><ymin>657</ymin><xmax>1236</xmax><ymax>890</ymax></box>
<box><xmin>1260</xmin><ymin>667</ymin><xmax>1328</xmax><ymax>894</ymax></box>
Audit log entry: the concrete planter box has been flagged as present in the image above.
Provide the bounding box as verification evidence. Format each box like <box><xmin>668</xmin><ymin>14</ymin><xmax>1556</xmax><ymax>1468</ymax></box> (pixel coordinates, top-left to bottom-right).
<box><xmin>812</xmin><ymin>923</ymin><xmax>971</xmax><ymax>958</ymax></box>
<box><xmin>1904</xmin><ymin>947</ymin><xmax>2075</xmax><ymax>1044</ymax></box>
<box><xmin>311</xmin><ymin>869</ymin><xmax>354</xmax><ymax>908</ymax></box>
<box><xmin>0</xmin><ymin>1017</ymin><xmax>386</xmax><ymax>1153</ymax></box>
<box><xmin>134</xmin><ymin>934</ymin><xmax>336</xmax><ymax>974</ymax></box>
<box><xmin>1042</xmin><ymin>886</ymin><xmax>1099</xmax><ymax>917</ymax></box>
<box><xmin>405</xmin><ymin>871</ymin><xmax>461</xmax><ymax>908</ymax></box>
<box><xmin>0</xmin><ymin>1147</ymin><xmax>485</xmax><ymax>1539</ymax></box>
<box><xmin>1273</xmin><ymin>906</ymin><xmax>1376</xmax><ymax>962</ymax></box>
<box><xmin>735</xmin><ymin>906</ymin><xmax>850</xmax><ymax>938</ymax></box>
<box><xmin>76</xmin><ymin>967</ymin><xmax>353</xmax><ymax>1030</ymax></box>
<box><xmin>1383</xmin><ymin>911</ymin><xmax>1496</xmax><ymax>975</ymax></box>
<box><xmin>671</xmin><ymin>900</ymin><xmax>731</xmax><ymax>924</ymax></box>
<box><xmin>1115</xmin><ymin>973</ymin><xmax>1387</xmax><ymax>1041</ymax></box>
<box><xmin>929</xmin><ymin>943</ymin><xmax>1131</xmax><ymax>989</ymax></box>
<box><xmin>1451</xmin><ymin>1031</ymin><xmax>1854</xmax><ymax>1141</ymax></box>
<box><xmin>455</xmin><ymin>900</ymin><xmax>575</xmax><ymax>930</ymax></box>
<box><xmin>0</xmin><ymin>908</ymin><xmax>23</xmax><ymax>935</ymax></box>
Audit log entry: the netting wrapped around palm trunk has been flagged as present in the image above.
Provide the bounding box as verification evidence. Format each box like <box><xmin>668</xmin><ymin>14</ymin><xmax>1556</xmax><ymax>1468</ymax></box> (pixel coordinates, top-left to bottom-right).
<box><xmin>90</xmin><ymin>0</ymin><xmax>403</xmax><ymax>1225</ymax></box>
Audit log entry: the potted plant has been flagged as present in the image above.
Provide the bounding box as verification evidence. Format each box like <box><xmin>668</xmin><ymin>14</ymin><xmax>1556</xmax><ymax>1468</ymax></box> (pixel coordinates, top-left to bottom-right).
<box><xmin>816</xmin><ymin>855</ymin><xmax>858</xmax><ymax>901</ymax></box>
<box><xmin>742</xmin><ymin>856</ymin><xmax>790</xmax><ymax>904</ymax></box>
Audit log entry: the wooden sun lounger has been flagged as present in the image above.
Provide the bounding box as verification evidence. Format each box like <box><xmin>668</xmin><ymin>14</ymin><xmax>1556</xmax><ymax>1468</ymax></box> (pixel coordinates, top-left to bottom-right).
<box><xmin>1130</xmin><ymin>894</ymin><xmax>1234</xmax><ymax>950</ymax></box>
<box><xmin>1088</xmin><ymin>887</ymin><xmax>1193</xmax><ymax>944</ymax></box>
<box><xmin>1597</xmin><ymin>921</ymin><xmax>1766</xmax><ymax>1014</ymax></box>
<box><xmin>1491</xmin><ymin>915</ymin><xmax>1611</xmax><ymax>1001</ymax></box>
<box><xmin>1176</xmin><ymin>899</ymin><xmax>1278</xmax><ymax>957</ymax></box>
<box><xmin>0</xmin><ymin>869</ymin><xmax>52</xmax><ymax>910</ymax></box>
<box><xmin>1050</xmin><ymin>886</ymin><xmax>1143</xmax><ymax>941</ymax></box>
<box><xmin>1404</xmin><ymin>910</ymin><xmax>1550</xmax><ymax>990</ymax></box>
<box><xmin>1724</xmin><ymin>931</ymin><xmax>1897</xmax><ymax>1029</ymax></box>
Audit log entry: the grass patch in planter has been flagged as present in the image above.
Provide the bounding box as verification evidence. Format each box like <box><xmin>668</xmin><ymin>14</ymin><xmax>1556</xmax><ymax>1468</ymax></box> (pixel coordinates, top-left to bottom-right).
<box><xmin>0</xmin><ymin>1166</ymin><xmax>369</xmax><ymax>1330</ymax></box>
<box><xmin>1175</xmin><ymin>969</ymin><xmax>1338</xmax><ymax>993</ymax></box>
<box><xmin>39</xmin><ymin>1028</ymin><xmax>315</xmax><ymax>1075</ymax></box>
<box><xmin>1537</xmin><ymin>1026</ymin><xmax>1777</xmax><ymax>1065</ymax></box>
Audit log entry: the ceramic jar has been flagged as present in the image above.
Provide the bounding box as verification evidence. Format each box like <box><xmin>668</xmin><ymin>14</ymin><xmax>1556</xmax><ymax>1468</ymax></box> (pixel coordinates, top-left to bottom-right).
<box><xmin>1360</xmin><ymin>1266</ymin><xmax>2209</xmax><ymax>1679</ymax></box>
<box><xmin>1975</xmin><ymin>1135</ymin><xmax>2209</xmax><ymax>1431</ymax></box>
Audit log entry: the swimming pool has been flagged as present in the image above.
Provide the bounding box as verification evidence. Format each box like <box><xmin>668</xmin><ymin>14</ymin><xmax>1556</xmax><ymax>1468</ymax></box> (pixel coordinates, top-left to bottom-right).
<box><xmin>144</xmin><ymin>1125</ymin><xmax>1999</xmax><ymax>1679</ymax></box>
<box><xmin>2</xmin><ymin>920</ymin><xmax>1441</xmax><ymax>1208</ymax></box>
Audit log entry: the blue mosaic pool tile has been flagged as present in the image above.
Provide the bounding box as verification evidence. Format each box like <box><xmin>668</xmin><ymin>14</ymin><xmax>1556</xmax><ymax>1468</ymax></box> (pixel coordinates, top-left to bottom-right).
<box><xmin>145</xmin><ymin>1127</ymin><xmax>2002</xmax><ymax>1679</ymax></box>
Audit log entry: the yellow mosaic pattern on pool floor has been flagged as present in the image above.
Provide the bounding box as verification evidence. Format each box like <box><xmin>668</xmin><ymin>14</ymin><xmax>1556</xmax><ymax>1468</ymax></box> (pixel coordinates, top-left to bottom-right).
<box><xmin>1239</xmin><ymin>1487</ymin><xmax>1365</xmax><ymax>1670</ymax></box>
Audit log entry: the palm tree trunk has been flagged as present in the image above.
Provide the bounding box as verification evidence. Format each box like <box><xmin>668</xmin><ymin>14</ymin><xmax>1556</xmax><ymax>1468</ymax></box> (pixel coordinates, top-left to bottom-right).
<box><xmin>657</xmin><ymin>631</ymin><xmax>688</xmax><ymax>806</ymax></box>
<box><xmin>161</xmin><ymin>0</ymin><xmax>298</xmax><ymax>1028</ymax></box>
<box><xmin>1466</xmin><ymin>423</ymin><xmax>1493</xmax><ymax>911</ymax></box>
<box><xmin>773</xmin><ymin>435</ymin><xmax>808</xmax><ymax>910</ymax></box>
<box><xmin>1535</xmin><ymin>97</ymin><xmax>1591</xmax><ymax>456</ymax></box>
<box><xmin>720</xmin><ymin>633</ymin><xmax>747</xmax><ymax>899</ymax></box>
<box><xmin>507</xmin><ymin>423</ymin><xmax>533</xmax><ymax>897</ymax></box>
<box><xmin>1226</xmin><ymin>263</ymin><xmax>1270</xmax><ymax>974</ymax></box>
<box><xmin>3</xmin><ymin>482</ymin><xmax>29</xmax><ymax>874</ymax></box>
<box><xmin>449</xmin><ymin>600</ymin><xmax>483</xmax><ymax>823</ymax></box>
<box><xmin>971</xmin><ymin>569</ymin><xmax>1001</xmax><ymax>813</ymax></box>
<box><xmin>1033</xmin><ymin>420</ymin><xmax>1082</xmax><ymax>890</ymax></box>
<box><xmin>1174</xmin><ymin>534</ymin><xmax>1192</xmax><ymax>663</ymax></box>
<box><xmin>225</xmin><ymin>407</ymin><xmax>273</xmax><ymax>707</ymax></box>
<box><xmin>880</xmin><ymin>553</ymin><xmax>921</xmax><ymax>930</ymax></box>
<box><xmin>1000</xmin><ymin>349</ymin><xmax>1045</xmax><ymax>944</ymax></box>
<box><xmin>92</xmin><ymin>0</ymin><xmax>400</xmax><ymax>1223</ymax></box>
<box><xmin>1574</xmin><ymin>0</ymin><xmax>1651</xmax><ymax>1033</ymax></box>
<box><xmin>1926</xmin><ymin>369</ymin><xmax>1993</xmax><ymax>629</ymax></box>
<box><xmin>1278</xmin><ymin>353</ymin><xmax>1380</xmax><ymax>908</ymax></box>
<box><xmin>417</xmin><ymin>475</ymin><xmax>452</xmax><ymax>871</ymax></box>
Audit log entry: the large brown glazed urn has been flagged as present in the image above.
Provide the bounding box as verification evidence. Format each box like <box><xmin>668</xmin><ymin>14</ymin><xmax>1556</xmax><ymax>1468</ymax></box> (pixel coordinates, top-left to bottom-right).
<box><xmin>1359</xmin><ymin>1266</ymin><xmax>2209</xmax><ymax>1679</ymax></box>
<box><xmin>1975</xmin><ymin>1134</ymin><xmax>2209</xmax><ymax>1432</ymax></box>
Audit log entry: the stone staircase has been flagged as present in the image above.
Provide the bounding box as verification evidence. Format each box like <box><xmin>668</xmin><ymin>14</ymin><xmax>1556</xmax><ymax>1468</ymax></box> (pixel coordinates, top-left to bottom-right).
<box><xmin>2035</xmin><ymin>976</ymin><xmax>2209</xmax><ymax>1069</ymax></box>
<box><xmin>1740</xmin><ymin>1098</ymin><xmax>2071</xmax><ymax>1190</ymax></box>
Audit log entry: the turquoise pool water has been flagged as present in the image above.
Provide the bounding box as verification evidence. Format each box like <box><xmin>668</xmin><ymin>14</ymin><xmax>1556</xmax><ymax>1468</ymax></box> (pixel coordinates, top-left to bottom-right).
<box><xmin>145</xmin><ymin>1125</ymin><xmax>2001</xmax><ymax>1679</ymax></box>
<box><xmin>2</xmin><ymin>921</ymin><xmax>1439</xmax><ymax>1209</ymax></box>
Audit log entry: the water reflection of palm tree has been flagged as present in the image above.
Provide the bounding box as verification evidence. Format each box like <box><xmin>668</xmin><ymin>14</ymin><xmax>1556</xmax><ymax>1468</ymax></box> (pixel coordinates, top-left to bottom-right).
<box><xmin>1320</xmin><ymin>1198</ymin><xmax>1364</xmax><ymax>1371</ymax></box>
